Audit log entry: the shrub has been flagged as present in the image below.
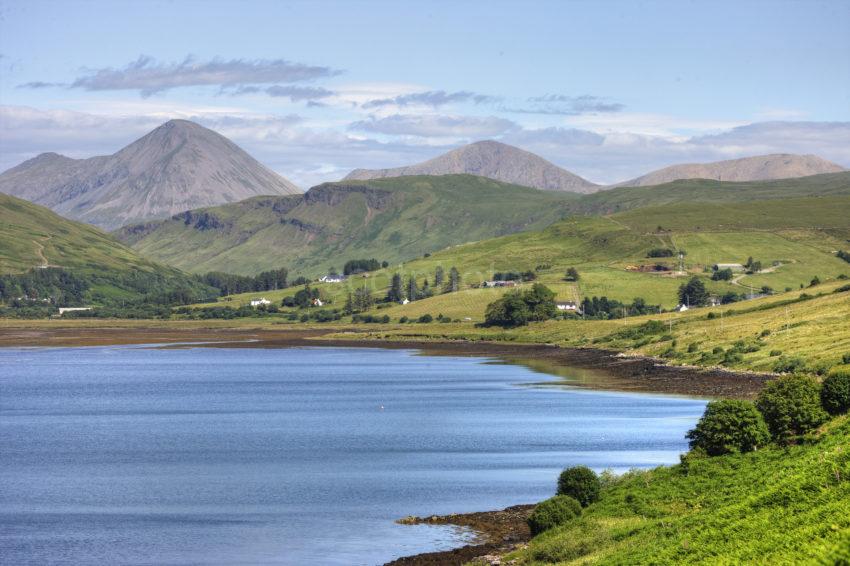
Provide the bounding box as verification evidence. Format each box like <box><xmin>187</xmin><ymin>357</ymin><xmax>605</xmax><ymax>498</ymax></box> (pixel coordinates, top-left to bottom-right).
<box><xmin>557</xmin><ymin>466</ymin><xmax>601</xmax><ymax>507</ymax></box>
<box><xmin>755</xmin><ymin>375</ymin><xmax>829</xmax><ymax>443</ymax></box>
<box><xmin>527</xmin><ymin>495</ymin><xmax>582</xmax><ymax>535</ymax></box>
<box><xmin>712</xmin><ymin>346</ymin><xmax>724</xmax><ymax>355</ymax></box>
<box><xmin>417</xmin><ymin>314</ymin><xmax>433</xmax><ymax>323</ymax></box>
<box><xmin>773</xmin><ymin>356</ymin><xmax>807</xmax><ymax>373</ymax></box>
<box><xmin>686</xmin><ymin>400</ymin><xmax>770</xmax><ymax>456</ymax></box>
<box><xmin>843</xmin><ymin>353</ymin><xmax>850</xmax><ymax>365</ymax></box>
<box><xmin>769</xmin><ymin>350</ymin><xmax>782</xmax><ymax>357</ymax></box>
<box><xmin>821</xmin><ymin>365</ymin><xmax>850</xmax><ymax>415</ymax></box>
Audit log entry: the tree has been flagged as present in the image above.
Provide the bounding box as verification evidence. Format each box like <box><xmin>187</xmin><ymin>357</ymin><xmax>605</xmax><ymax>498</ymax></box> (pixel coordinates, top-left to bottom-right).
<box><xmin>407</xmin><ymin>276</ymin><xmax>419</xmax><ymax>302</ymax></box>
<box><xmin>524</xmin><ymin>283</ymin><xmax>557</xmax><ymax>321</ymax></box>
<box><xmin>343</xmin><ymin>259</ymin><xmax>381</xmax><ymax>275</ymax></box>
<box><xmin>557</xmin><ymin>466</ymin><xmax>600</xmax><ymax>507</ymax></box>
<box><xmin>484</xmin><ymin>291</ymin><xmax>530</xmax><ymax>327</ymax></box>
<box><xmin>434</xmin><ymin>266</ymin><xmax>445</xmax><ymax>287</ymax></box>
<box><xmin>387</xmin><ymin>273</ymin><xmax>404</xmax><ymax>303</ymax></box>
<box><xmin>755</xmin><ymin>375</ymin><xmax>828</xmax><ymax>443</ymax></box>
<box><xmin>352</xmin><ymin>287</ymin><xmax>374</xmax><ymax>312</ymax></box>
<box><xmin>686</xmin><ymin>400</ymin><xmax>770</xmax><ymax>456</ymax></box>
<box><xmin>564</xmin><ymin>267</ymin><xmax>580</xmax><ymax>281</ymax></box>
<box><xmin>821</xmin><ymin>365</ymin><xmax>850</xmax><ymax>415</ymax></box>
<box><xmin>446</xmin><ymin>267</ymin><xmax>460</xmax><ymax>293</ymax></box>
<box><xmin>527</xmin><ymin>496</ymin><xmax>582</xmax><ymax>535</ymax></box>
<box><xmin>678</xmin><ymin>277</ymin><xmax>709</xmax><ymax>307</ymax></box>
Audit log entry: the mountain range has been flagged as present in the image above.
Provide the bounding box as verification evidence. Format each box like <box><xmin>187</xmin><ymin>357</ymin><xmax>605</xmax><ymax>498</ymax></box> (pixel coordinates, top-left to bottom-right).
<box><xmin>0</xmin><ymin>120</ymin><xmax>300</xmax><ymax>230</ymax></box>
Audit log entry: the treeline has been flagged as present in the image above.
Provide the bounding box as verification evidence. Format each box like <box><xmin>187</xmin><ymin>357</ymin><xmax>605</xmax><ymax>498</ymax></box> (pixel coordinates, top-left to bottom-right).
<box><xmin>493</xmin><ymin>270</ymin><xmax>536</xmax><ymax>282</ymax></box>
<box><xmin>580</xmin><ymin>296</ymin><xmax>660</xmax><ymax>319</ymax></box>
<box><xmin>0</xmin><ymin>266</ymin><xmax>218</xmax><ymax>317</ymax></box>
<box><xmin>198</xmin><ymin>268</ymin><xmax>289</xmax><ymax>296</ymax></box>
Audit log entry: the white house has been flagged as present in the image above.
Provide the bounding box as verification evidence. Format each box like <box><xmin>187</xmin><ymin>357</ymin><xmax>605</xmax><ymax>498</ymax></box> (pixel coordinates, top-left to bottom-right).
<box><xmin>401</xmin><ymin>298</ymin><xmax>410</xmax><ymax>305</ymax></box>
<box><xmin>556</xmin><ymin>301</ymin><xmax>579</xmax><ymax>311</ymax></box>
<box><xmin>250</xmin><ymin>298</ymin><xmax>271</xmax><ymax>307</ymax></box>
<box><xmin>676</xmin><ymin>304</ymin><xmax>690</xmax><ymax>312</ymax></box>
<box><xmin>319</xmin><ymin>275</ymin><xmax>346</xmax><ymax>283</ymax></box>
<box><xmin>311</xmin><ymin>298</ymin><xmax>324</xmax><ymax>307</ymax></box>
<box><xmin>58</xmin><ymin>307</ymin><xmax>92</xmax><ymax>315</ymax></box>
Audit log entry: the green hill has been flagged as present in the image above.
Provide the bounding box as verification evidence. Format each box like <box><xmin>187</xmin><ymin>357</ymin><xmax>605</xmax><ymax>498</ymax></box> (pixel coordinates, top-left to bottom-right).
<box><xmin>511</xmin><ymin>415</ymin><xmax>850</xmax><ymax>564</ymax></box>
<box><xmin>0</xmin><ymin>193</ymin><xmax>212</xmax><ymax>308</ymax></box>
<box><xmin>119</xmin><ymin>172</ymin><xmax>850</xmax><ymax>278</ymax></box>
<box><xmin>116</xmin><ymin>175</ymin><xmax>581</xmax><ymax>276</ymax></box>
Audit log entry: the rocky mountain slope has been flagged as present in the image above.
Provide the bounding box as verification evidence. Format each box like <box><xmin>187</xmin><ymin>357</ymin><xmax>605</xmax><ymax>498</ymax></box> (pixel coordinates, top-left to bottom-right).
<box><xmin>0</xmin><ymin>120</ymin><xmax>300</xmax><ymax>230</ymax></box>
<box><xmin>344</xmin><ymin>140</ymin><xmax>599</xmax><ymax>193</ymax></box>
<box><xmin>618</xmin><ymin>154</ymin><xmax>845</xmax><ymax>187</ymax></box>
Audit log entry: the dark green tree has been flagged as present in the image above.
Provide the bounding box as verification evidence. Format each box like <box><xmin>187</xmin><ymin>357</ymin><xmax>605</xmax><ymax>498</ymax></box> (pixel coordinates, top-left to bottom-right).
<box><xmin>678</xmin><ymin>277</ymin><xmax>710</xmax><ymax>307</ymax></box>
<box><xmin>756</xmin><ymin>375</ymin><xmax>828</xmax><ymax>443</ymax></box>
<box><xmin>434</xmin><ymin>266</ymin><xmax>445</xmax><ymax>287</ymax></box>
<box><xmin>446</xmin><ymin>267</ymin><xmax>460</xmax><ymax>293</ymax></box>
<box><xmin>686</xmin><ymin>400</ymin><xmax>770</xmax><ymax>456</ymax></box>
<box><xmin>564</xmin><ymin>267</ymin><xmax>580</xmax><ymax>281</ymax></box>
<box><xmin>557</xmin><ymin>466</ymin><xmax>600</xmax><ymax>507</ymax></box>
<box><xmin>387</xmin><ymin>273</ymin><xmax>404</xmax><ymax>303</ymax></box>
<box><xmin>407</xmin><ymin>276</ymin><xmax>419</xmax><ymax>302</ymax></box>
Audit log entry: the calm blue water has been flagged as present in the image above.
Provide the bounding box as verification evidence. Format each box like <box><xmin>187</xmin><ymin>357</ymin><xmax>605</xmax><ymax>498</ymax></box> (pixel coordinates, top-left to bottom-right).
<box><xmin>0</xmin><ymin>345</ymin><xmax>707</xmax><ymax>565</ymax></box>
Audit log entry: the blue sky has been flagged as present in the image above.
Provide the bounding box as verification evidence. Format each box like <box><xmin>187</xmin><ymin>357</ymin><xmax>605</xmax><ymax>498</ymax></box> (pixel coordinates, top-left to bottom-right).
<box><xmin>1</xmin><ymin>0</ymin><xmax>849</xmax><ymax>186</ymax></box>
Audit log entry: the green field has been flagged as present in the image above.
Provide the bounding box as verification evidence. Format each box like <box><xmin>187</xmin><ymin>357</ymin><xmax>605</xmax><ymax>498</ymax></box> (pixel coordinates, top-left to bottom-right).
<box><xmin>509</xmin><ymin>416</ymin><xmax>850</xmax><ymax>564</ymax></box>
<box><xmin>196</xmin><ymin>194</ymin><xmax>850</xmax><ymax>323</ymax></box>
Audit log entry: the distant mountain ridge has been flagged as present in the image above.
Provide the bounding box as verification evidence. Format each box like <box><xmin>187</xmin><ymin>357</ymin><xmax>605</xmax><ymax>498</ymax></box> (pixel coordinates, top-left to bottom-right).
<box><xmin>617</xmin><ymin>153</ymin><xmax>845</xmax><ymax>187</ymax></box>
<box><xmin>344</xmin><ymin>140</ymin><xmax>600</xmax><ymax>193</ymax></box>
<box><xmin>0</xmin><ymin>120</ymin><xmax>300</xmax><ymax>230</ymax></box>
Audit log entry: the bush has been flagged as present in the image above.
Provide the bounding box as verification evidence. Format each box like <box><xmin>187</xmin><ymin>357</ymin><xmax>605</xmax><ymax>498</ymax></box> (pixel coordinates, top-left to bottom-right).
<box><xmin>527</xmin><ymin>495</ymin><xmax>582</xmax><ymax>535</ymax></box>
<box><xmin>755</xmin><ymin>375</ymin><xmax>829</xmax><ymax>443</ymax></box>
<box><xmin>773</xmin><ymin>356</ymin><xmax>807</xmax><ymax>373</ymax></box>
<box><xmin>417</xmin><ymin>314</ymin><xmax>433</xmax><ymax>323</ymax></box>
<box><xmin>557</xmin><ymin>466</ymin><xmax>600</xmax><ymax>507</ymax></box>
<box><xmin>843</xmin><ymin>353</ymin><xmax>850</xmax><ymax>364</ymax></box>
<box><xmin>821</xmin><ymin>365</ymin><xmax>850</xmax><ymax>415</ymax></box>
<box><xmin>686</xmin><ymin>400</ymin><xmax>770</xmax><ymax>456</ymax></box>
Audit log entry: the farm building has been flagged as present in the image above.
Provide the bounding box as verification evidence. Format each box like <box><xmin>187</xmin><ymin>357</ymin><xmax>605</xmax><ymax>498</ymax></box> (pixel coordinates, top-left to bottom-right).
<box><xmin>250</xmin><ymin>298</ymin><xmax>271</xmax><ymax>307</ymax></box>
<box><xmin>556</xmin><ymin>301</ymin><xmax>579</xmax><ymax>311</ymax></box>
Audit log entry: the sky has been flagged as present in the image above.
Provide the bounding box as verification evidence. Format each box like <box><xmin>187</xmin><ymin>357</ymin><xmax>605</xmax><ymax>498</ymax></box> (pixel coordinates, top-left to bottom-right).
<box><xmin>1</xmin><ymin>0</ymin><xmax>849</xmax><ymax>187</ymax></box>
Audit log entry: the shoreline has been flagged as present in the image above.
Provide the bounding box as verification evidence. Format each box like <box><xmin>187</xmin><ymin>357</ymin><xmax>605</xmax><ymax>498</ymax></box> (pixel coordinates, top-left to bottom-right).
<box><xmin>0</xmin><ymin>325</ymin><xmax>771</xmax><ymax>398</ymax></box>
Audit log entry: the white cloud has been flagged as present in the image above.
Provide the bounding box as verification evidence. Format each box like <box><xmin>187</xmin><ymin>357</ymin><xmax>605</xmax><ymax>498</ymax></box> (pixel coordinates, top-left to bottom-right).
<box><xmin>349</xmin><ymin>114</ymin><xmax>519</xmax><ymax>138</ymax></box>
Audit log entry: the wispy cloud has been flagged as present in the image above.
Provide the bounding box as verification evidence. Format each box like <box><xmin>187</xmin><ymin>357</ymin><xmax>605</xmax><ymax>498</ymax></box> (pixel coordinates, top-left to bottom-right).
<box><xmin>17</xmin><ymin>81</ymin><xmax>67</xmax><ymax>89</ymax></box>
<box><xmin>38</xmin><ymin>55</ymin><xmax>342</xmax><ymax>97</ymax></box>
<box><xmin>362</xmin><ymin>90</ymin><xmax>498</xmax><ymax>109</ymax></box>
<box><xmin>226</xmin><ymin>84</ymin><xmax>335</xmax><ymax>102</ymax></box>
<box><xmin>349</xmin><ymin>114</ymin><xmax>518</xmax><ymax>138</ymax></box>
<box><xmin>504</xmin><ymin>94</ymin><xmax>625</xmax><ymax>115</ymax></box>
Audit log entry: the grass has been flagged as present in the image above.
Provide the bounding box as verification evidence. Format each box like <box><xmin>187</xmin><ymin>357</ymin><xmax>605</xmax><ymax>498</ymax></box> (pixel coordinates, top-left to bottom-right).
<box><xmin>197</xmin><ymin>194</ymin><xmax>850</xmax><ymax>320</ymax></box>
<box><xmin>119</xmin><ymin>172</ymin><xmax>850</xmax><ymax>278</ymax></box>
<box><xmin>506</xmin><ymin>416</ymin><xmax>850</xmax><ymax>565</ymax></box>
<box><xmin>118</xmin><ymin>175</ymin><xmax>580</xmax><ymax>276</ymax></box>
<box><xmin>0</xmin><ymin>193</ymin><xmax>164</xmax><ymax>275</ymax></box>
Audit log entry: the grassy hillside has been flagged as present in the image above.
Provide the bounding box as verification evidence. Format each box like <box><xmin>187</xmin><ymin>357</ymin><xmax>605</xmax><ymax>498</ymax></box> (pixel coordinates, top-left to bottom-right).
<box><xmin>0</xmin><ymin>193</ymin><xmax>212</xmax><ymax>307</ymax></box>
<box><xmin>197</xmin><ymin>195</ymin><xmax>850</xmax><ymax>324</ymax></box>
<box><xmin>119</xmin><ymin>172</ymin><xmax>850</xmax><ymax>278</ymax></box>
<box><xmin>117</xmin><ymin>175</ymin><xmax>580</xmax><ymax>276</ymax></box>
<box><xmin>509</xmin><ymin>416</ymin><xmax>850</xmax><ymax>564</ymax></box>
